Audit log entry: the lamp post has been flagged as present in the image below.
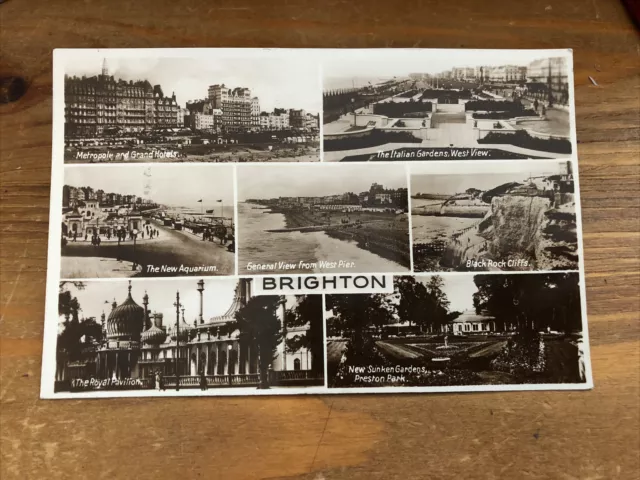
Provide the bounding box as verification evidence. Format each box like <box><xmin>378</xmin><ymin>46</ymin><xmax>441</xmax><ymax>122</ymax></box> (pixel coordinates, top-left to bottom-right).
<box><xmin>131</xmin><ymin>228</ymin><xmax>139</xmax><ymax>271</ymax></box>
<box><xmin>174</xmin><ymin>291</ymin><xmax>182</xmax><ymax>391</ymax></box>
<box><xmin>227</xmin><ymin>344</ymin><xmax>233</xmax><ymax>386</ymax></box>
<box><xmin>547</xmin><ymin>58</ymin><xmax>554</xmax><ymax>108</ymax></box>
<box><xmin>116</xmin><ymin>226</ymin><xmax>123</xmax><ymax>261</ymax></box>
<box><xmin>350</xmin><ymin>98</ymin><xmax>356</xmax><ymax>126</ymax></box>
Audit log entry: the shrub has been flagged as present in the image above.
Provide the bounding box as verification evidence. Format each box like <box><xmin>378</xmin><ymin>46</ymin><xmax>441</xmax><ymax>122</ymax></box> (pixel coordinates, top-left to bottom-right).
<box><xmin>491</xmin><ymin>331</ymin><xmax>546</xmax><ymax>376</ymax></box>
<box><xmin>478</xmin><ymin>130</ymin><xmax>572</xmax><ymax>154</ymax></box>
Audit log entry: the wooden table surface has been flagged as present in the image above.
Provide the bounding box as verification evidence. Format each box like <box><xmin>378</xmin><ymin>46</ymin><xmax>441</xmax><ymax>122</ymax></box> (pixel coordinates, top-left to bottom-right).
<box><xmin>1</xmin><ymin>0</ymin><xmax>638</xmax><ymax>478</ymax></box>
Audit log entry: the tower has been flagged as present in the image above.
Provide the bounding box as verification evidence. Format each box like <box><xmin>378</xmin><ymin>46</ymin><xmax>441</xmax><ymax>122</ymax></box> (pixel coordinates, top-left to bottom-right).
<box><xmin>197</xmin><ymin>280</ymin><xmax>205</xmax><ymax>324</ymax></box>
<box><xmin>142</xmin><ymin>291</ymin><xmax>150</xmax><ymax>330</ymax></box>
<box><xmin>102</xmin><ymin>58</ymin><xmax>109</xmax><ymax>77</ymax></box>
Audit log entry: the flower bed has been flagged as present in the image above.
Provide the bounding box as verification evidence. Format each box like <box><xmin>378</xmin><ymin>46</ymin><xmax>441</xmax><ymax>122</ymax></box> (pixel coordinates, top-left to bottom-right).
<box><xmin>472</xmin><ymin>109</ymin><xmax>538</xmax><ymax>120</ymax></box>
<box><xmin>478</xmin><ymin>130</ymin><xmax>571</xmax><ymax>154</ymax></box>
<box><xmin>324</xmin><ymin>129</ymin><xmax>421</xmax><ymax>152</ymax></box>
<box><xmin>491</xmin><ymin>331</ymin><xmax>546</xmax><ymax>376</ymax></box>
<box><xmin>373</xmin><ymin>101</ymin><xmax>432</xmax><ymax>118</ymax></box>
<box><xmin>465</xmin><ymin>100</ymin><xmax>523</xmax><ymax>112</ymax></box>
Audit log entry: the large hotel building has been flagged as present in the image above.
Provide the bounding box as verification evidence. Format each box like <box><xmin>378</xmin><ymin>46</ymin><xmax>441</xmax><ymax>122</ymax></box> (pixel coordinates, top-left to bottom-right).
<box><xmin>64</xmin><ymin>60</ymin><xmax>180</xmax><ymax>137</ymax></box>
<box><xmin>207</xmin><ymin>84</ymin><xmax>261</xmax><ymax>132</ymax></box>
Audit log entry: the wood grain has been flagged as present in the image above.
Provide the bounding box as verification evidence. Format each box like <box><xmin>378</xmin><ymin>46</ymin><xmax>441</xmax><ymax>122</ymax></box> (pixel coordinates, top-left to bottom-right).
<box><xmin>1</xmin><ymin>0</ymin><xmax>638</xmax><ymax>478</ymax></box>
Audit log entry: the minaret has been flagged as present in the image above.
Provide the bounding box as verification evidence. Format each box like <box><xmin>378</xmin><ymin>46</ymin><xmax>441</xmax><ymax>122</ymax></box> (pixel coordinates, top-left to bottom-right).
<box><xmin>197</xmin><ymin>280</ymin><xmax>204</xmax><ymax>324</ymax></box>
<box><xmin>100</xmin><ymin>311</ymin><xmax>106</xmax><ymax>341</ymax></box>
<box><xmin>102</xmin><ymin>58</ymin><xmax>109</xmax><ymax>76</ymax></box>
<box><xmin>143</xmin><ymin>291</ymin><xmax>150</xmax><ymax>330</ymax></box>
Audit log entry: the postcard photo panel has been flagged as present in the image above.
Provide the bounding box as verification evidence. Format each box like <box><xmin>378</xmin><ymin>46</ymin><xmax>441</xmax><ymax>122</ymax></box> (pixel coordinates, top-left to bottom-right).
<box><xmin>60</xmin><ymin>164</ymin><xmax>236</xmax><ymax>278</ymax></box>
<box><xmin>322</xmin><ymin>49</ymin><xmax>573</xmax><ymax>162</ymax></box>
<box><xmin>54</xmin><ymin>277</ymin><xmax>325</xmax><ymax>394</ymax></box>
<box><xmin>325</xmin><ymin>272</ymin><xmax>587</xmax><ymax>390</ymax></box>
<box><xmin>62</xmin><ymin>52</ymin><xmax>321</xmax><ymax>163</ymax></box>
<box><xmin>410</xmin><ymin>160</ymin><xmax>579</xmax><ymax>273</ymax></box>
<box><xmin>237</xmin><ymin>163</ymin><xmax>412</xmax><ymax>275</ymax></box>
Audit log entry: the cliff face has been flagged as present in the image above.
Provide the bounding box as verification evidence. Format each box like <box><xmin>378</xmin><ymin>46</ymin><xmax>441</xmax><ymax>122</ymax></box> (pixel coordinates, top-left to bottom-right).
<box><xmin>479</xmin><ymin>195</ymin><xmax>551</xmax><ymax>268</ymax></box>
<box><xmin>535</xmin><ymin>196</ymin><xmax>578</xmax><ymax>270</ymax></box>
<box><xmin>438</xmin><ymin>194</ymin><xmax>578</xmax><ymax>271</ymax></box>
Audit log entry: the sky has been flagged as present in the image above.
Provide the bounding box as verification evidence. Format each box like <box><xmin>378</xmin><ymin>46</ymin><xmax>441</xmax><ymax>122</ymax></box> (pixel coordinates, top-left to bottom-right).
<box><xmin>238</xmin><ymin>165</ymin><xmax>407</xmax><ymax>200</ymax></box>
<box><xmin>411</xmin><ymin>161</ymin><xmax>567</xmax><ymax>195</ymax></box>
<box><xmin>323</xmin><ymin>50</ymin><xmax>569</xmax><ymax>88</ymax></box>
<box><xmin>65</xmin><ymin>165</ymin><xmax>234</xmax><ymax>209</ymax></box>
<box><xmin>416</xmin><ymin>275</ymin><xmax>477</xmax><ymax>312</ymax></box>
<box><xmin>60</xmin><ymin>279</ymin><xmax>299</xmax><ymax>330</ymax></box>
<box><xmin>66</xmin><ymin>57</ymin><xmax>321</xmax><ymax>113</ymax></box>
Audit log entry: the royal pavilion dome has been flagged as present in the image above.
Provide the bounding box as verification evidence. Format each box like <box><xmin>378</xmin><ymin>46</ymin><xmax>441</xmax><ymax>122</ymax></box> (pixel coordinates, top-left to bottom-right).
<box><xmin>169</xmin><ymin>313</ymin><xmax>191</xmax><ymax>342</ymax></box>
<box><xmin>106</xmin><ymin>281</ymin><xmax>145</xmax><ymax>342</ymax></box>
<box><xmin>142</xmin><ymin>323</ymin><xmax>167</xmax><ymax>346</ymax></box>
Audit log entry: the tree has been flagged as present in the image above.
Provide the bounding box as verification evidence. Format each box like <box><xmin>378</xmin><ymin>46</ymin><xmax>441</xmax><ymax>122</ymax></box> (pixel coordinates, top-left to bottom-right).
<box><xmin>326</xmin><ymin>293</ymin><xmax>392</xmax><ymax>357</ymax></box>
<box><xmin>234</xmin><ymin>295</ymin><xmax>283</xmax><ymax>389</ymax></box>
<box><xmin>285</xmin><ymin>295</ymin><xmax>324</xmax><ymax>376</ymax></box>
<box><xmin>424</xmin><ymin>276</ymin><xmax>452</xmax><ymax>331</ymax></box>
<box><xmin>473</xmin><ymin>273</ymin><xmax>581</xmax><ymax>334</ymax></box>
<box><xmin>393</xmin><ymin>276</ymin><xmax>451</xmax><ymax>332</ymax></box>
<box><xmin>58</xmin><ymin>287</ymin><xmax>102</xmax><ymax>362</ymax></box>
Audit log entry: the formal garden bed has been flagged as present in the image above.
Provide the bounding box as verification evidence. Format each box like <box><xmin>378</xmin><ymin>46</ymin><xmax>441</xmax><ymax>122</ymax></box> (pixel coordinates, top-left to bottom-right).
<box><xmin>373</xmin><ymin>101</ymin><xmax>433</xmax><ymax>118</ymax></box>
<box><xmin>324</xmin><ymin>129</ymin><xmax>421</xmax><ymax>152</ymax></box>
<box><xmin>478</xmin><ymin>130</ymin><xmax>572</xmax><ymax>154</ymax></box>
<box><xmin>472</xmin><ymin>109</ymin><xmax>538</xmax><ymax>120</ymax></box>
<box><xmin>491</xmin><ymin>331</ymin><xmax>546</xmax><ymax>376</ymax></box>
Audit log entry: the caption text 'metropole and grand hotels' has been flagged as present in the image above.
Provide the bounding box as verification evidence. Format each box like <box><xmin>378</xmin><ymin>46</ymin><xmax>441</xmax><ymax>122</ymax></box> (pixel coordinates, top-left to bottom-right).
<box><xmin>44</xmin><ymin>48</ymin><xmax>590</xmax><ymax>398</ymax></box>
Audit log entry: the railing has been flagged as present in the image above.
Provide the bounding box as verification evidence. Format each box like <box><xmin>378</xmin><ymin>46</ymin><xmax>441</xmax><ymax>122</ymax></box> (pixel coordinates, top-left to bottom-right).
<box><xmin>158</xmin><ymin>371</ymin><xmax>323</xmax><ymax>389</ymax></box>
<box><xmin>162</xmin><ymin>374</ymin><xmax>261</xmax><ymax>388</ymax></box>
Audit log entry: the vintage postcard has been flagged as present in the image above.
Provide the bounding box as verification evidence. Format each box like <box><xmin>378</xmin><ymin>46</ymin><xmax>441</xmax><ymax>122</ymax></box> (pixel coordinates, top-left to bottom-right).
<box><xmin>42</xmin><ymin>48</ymin><xmax>590</xmax><ymax>399</ymax></box>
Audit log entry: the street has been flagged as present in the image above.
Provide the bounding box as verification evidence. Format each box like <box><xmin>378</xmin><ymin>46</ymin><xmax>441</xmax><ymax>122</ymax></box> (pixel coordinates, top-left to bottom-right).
<box><xmin>61</xmin><ymin>220</ymin><xmax>235</xmax><ymax>277</ymax></box>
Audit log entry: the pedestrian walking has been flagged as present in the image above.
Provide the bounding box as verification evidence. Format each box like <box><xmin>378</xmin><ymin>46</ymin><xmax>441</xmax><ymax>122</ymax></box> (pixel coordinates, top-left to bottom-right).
<box><xmin>533</xmin><ymin>99</ymin><xmax>539</xmax><ymax>112</ymax></box>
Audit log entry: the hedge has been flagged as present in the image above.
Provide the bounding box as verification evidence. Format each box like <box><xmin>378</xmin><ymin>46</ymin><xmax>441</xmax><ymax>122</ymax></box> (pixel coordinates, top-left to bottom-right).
<box><xmin>478</xmin><ymin>130</ymin><xmax>572</xmax><ymax>154</ymax></box>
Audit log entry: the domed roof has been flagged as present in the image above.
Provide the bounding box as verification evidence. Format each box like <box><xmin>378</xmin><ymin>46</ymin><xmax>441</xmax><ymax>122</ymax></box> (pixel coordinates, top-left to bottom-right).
<box><xmin>169</xmin><ymin>315</ymin><xmax>191</xmax><ymax>342</ymax></box>
<box><xmin>142</xmin><ymin>324</ymin><xmax>167</xmax><ymax>346</ymax></box>
<box><xmin>106</xmin><ymin>282</ymin><xmax>145</xmax><ymax>342</ymax></box>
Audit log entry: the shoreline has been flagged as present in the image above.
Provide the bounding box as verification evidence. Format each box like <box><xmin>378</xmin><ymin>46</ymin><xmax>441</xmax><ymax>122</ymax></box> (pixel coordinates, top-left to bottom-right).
<box><xmin>267</xmin><ymin>206</ymin><xmax>411</xmax><ymax>269</ymax></box>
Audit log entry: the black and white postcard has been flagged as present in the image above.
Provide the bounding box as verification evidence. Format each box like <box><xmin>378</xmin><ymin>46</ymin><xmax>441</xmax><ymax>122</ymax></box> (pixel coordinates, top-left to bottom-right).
<box><xmin>410</xmin><ymin>160</ymin><xmax>579</xmax><ymax>272</ymax></box>
<box><xmin>60</xmin><ymin>165</ymin><xmax>236</xmax><ymax>277</ymax></box>
<box><xmin>42</xmin><ymin>49</ymin><xmax>589</xmax><ymax>399</ymax></box>
<box><xmin>323</xmin><ymin>50</ymin><xmax>574</xmax><ymax>162</ymax></box>
<box><xmin>61</xmin><ymin>52</ymin><xmax>321</xmax><ymax>163</ymax></box>
<box><xmin>236</xmin><ymin>164</ymin><xmax>411</xmax><ymax>275</ymax></box>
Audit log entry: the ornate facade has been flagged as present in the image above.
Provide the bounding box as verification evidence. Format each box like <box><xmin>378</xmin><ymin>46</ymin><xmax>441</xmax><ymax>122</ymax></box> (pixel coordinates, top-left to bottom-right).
<box><xmin>57</xmin><ymin>279</ymin><xmax>319</xmax><ymax>390</ymax></box>
<box><xmin>65</xmin><ymin>59</ymin><xmax>179</xmax><ymax>137</ymax></box>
